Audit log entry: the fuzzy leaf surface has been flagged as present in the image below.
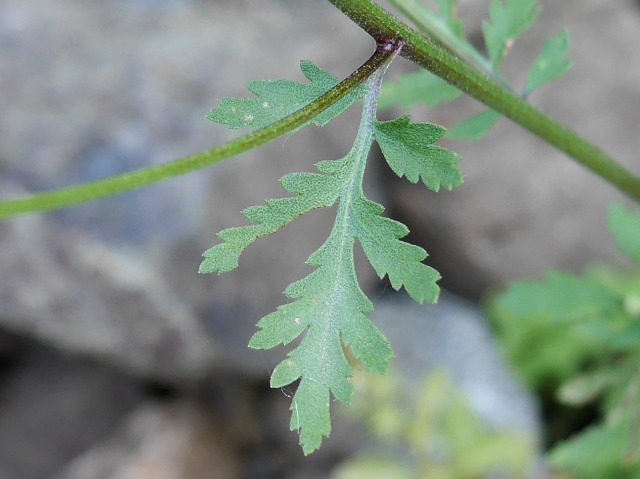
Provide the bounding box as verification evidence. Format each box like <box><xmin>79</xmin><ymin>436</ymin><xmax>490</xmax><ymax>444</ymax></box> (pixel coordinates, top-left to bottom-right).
<box><xmin>525</xmin><ymin>30</ymin><xmax>572</xmax><ymax>95</ymax></box>
<box><xmin>246</xmin><ymin>139</ymin><xmax>441</xmax><ymax>452</ymax></box>
<box><xmin>374</xmin><ymin>116</ymin><xmax>462</xmax><ymax>191</ymax></box>
<box><xmin>201</xmin><ymin>59</ymin><xmax>454</xmax><ymax>455</ymax></box>
<box><xmin>199</xmin><ymin>166</ymin><xmax>344</xmax><ymax>274</ymax></box>
<box><xmin>207</xmin><ymin>60</ymin><xmax>362</xmax><ymax>131</ymax></box>
<box><xmin>204</xmin><ymin>119</ymin><xmax>445</xmax><ymax>454</ymax></box>
<box><xmin>482</xmin><ymin>0</ymin><xmax>540</xmax><ymax>68</ymax></box>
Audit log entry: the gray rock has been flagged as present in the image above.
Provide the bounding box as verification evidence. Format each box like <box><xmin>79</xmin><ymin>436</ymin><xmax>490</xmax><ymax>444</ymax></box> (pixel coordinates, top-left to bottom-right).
<box><xmin>53</xmin><ymin>400</ymin><xmax>241</xmax><ymax>479</ymax></box>
<box><xmin>385</xmin><ymin>0</ymin><xmax>640</xmax><ymax>297</ymax></box>
<box><xmin>371</xmin><ymin>291</ymin><xmax>541</xmax><ymax>438</ymax></box>
<box><xmin>0</xmin><ymin>347</ymin><xmax>142</xmax><ymax>479</ymax></box>
<box><xmin>0</xmin><ymin>0</ymin><xmax>378</xmax><ymax>378</ymax></box>
<box><xmin>0</xmin><ymin>212</ymin><xmax>218</xmax><ymax>381</ymax></box>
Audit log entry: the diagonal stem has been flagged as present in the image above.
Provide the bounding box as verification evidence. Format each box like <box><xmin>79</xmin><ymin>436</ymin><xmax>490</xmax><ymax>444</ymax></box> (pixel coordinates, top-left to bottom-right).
<box><xmin>328</xmin><ymin>0</ymin><xmax>640</xmax><ymax>203</ymax></box>
<box><xmin>0</xmin><ymin>45</ymin><xmax>395</xmax><ymax>219</ymax></box>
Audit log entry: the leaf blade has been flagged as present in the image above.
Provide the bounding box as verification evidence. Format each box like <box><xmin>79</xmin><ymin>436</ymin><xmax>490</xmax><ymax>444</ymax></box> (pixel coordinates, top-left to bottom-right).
<box><xmin>375</xmin><ymin>116</ymin><xmax>463</xmax><ymax>191</ymax></box>
<box><xmin>525</xmin><ymin>30</ymin><xmax>572</xmax><ymax>95</ymax></box>
<box><xmin>482</xmin><ymin>0</ymin><xmax>540</xmax><ymax>68</ymax></box>
<box><xmin>207</xmin><ymin>60</ymin><xmax>363</xmax><ymax>132</ymax></box>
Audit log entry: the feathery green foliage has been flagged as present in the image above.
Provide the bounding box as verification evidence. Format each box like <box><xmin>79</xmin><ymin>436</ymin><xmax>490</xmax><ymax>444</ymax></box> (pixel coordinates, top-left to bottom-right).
<box><xmin>482</xmin><ymin>0</ymin><xmax>540</xmax><ymax>69</ymax></box>
<box><xmin>384</xmin><ymin>0</ymin><xmax>571</xmax><ymax>142</ymax></box>
<box><xmin>525</xmin><ymin>30</ymin><xmax>572</xmax><ymax>96</ymax></box>
<box><xmin>375</xmin><ymin>116</ymin><xmax>461</xmax><ymax>191</ymax></box>
<box><xmin>200</xmin><ymin>58</ymin><xmax>461</xmax><ymax>453</ymax></box>
<box><xmin>208</xmin><ymin>60</ymin><xmax>363</xmax><ymax>132</ymax></box>
<box><xmin>491</xmin><ymin>203</ymin><xmax>640</xmax><ymax>477</ymax></box>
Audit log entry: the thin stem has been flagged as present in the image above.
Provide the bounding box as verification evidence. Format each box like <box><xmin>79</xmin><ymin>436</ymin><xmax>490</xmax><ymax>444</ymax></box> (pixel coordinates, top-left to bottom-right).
<box><xmin>0</xmin><ymin>46</ymin><xmax>394</xmax><ymax>219</ymax></box>
<box><xmin>328</xmin><ymin>0</ymin><xmax>640</xmax><ymax>203</ymax></box>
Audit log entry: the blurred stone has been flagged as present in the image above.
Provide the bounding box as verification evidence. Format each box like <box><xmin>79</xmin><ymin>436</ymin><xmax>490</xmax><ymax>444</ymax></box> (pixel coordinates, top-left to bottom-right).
<box><xmin>0</xmin><ymin>212</ymin><xmax>217</xmax><ymax>381</ymax></box>
<box><xmin>385</xmin><ymin>0</ymin><xmax>640</xmax><ymax>298</ymax></box>
<box><xmin>0</xmin><ymin>0</ymin><xmax>377</xmax><ymax>378</ymax></box>
<box><xmin>371</xmin><ymin>292</ymin><xmax>541</xmax><ymax>438</ymax></box>
<box><xmin>0</xmin><ymin>347</ymin><xmax>142</xmax><ymax>479</ymax></box>
<box><xmin>53</xmin><ymin>401</ymin><xmax>240</xmax><ymax>479</ymax></box>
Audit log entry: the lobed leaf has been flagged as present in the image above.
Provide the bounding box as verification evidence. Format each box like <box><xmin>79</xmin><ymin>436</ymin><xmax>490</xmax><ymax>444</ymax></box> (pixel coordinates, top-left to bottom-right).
<box><xmin>215</xmin><ymin>113</ymin><xmax>451</xmax><ymax>452</ymax></box>
<box><xmin>375</xmin><ymin>116</ymin><xmax>463</xmax><ymax>191</ymax></box>
<box><xmin>435</xmin><ymin>0</ymin><xmax>464</xmax><ymax>39</ymax></box>
<box><xmin>199</xmin><ymin>163</ymin><xmax>346</xmax><ymax>274</ymax></box>
<box><xmin>248</xmin><ymin>193</ymin><xmax>395</xmax><ymax>453</ymax></box>
<box><xmin>525</xmin><ymin>30</ymin><xmax>572</xmax><ymax>95</ymax></box>
<box><xmin>482</xmin><ymin>0</ymin><xmax>540</xmax><ymax>68</ymax></box>
<box><xmin>353</xmin><ymin>197</ymin><xmax>441</xmax><ymax>304</ymax></box>
<box><xmin>207</xmin><ymin>60</ymin><xmax>363</xmax><ymax>132</ymax></box>
<box><xmin>202</xmin><ymin>59</ymin><xmax>459</xmax><ymax>454</ymax></box>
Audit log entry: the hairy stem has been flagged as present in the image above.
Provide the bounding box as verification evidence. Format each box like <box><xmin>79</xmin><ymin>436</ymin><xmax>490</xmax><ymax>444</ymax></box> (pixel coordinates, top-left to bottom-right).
<box><xmin>329</xmin><ymin>0</ymin><xmax>640</xmax><ymax>203</ymax></box>
<box><xmin>0</xmin><ymin>46</ymin><xmax>395</xmax><ymax>219</ymax></box>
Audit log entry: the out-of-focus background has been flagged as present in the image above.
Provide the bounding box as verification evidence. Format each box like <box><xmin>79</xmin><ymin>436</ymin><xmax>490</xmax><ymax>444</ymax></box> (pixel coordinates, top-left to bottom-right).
<box><xmin>0</xmin><ymin>0</ymin><xmax>639</xmax><ymax>477</ymax></box>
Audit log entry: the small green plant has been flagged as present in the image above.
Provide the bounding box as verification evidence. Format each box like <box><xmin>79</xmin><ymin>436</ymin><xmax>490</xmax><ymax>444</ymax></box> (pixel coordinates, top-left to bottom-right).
<box><xmin>199</xmin><ymin>48</ymin><xmax>463</xmax><ymax>453</ymax></box>
<box><xmin>491</xmin><ymin>203</ymin><xmax>640</xmax><ymax>478</ymax></box>
<box><xmin>334</xmin><ymin>370</ymin><xmax>534</xmax><ymax>479</ymax></box>
<box><xmin>0</xmin><ymin>0</ymin><xmax>639</xmax><ymax>457</ymax></box>
<box><xmin>198</xmin><ymin>0</ymin><xmax>573</xmax><ymax>453</ymax></box>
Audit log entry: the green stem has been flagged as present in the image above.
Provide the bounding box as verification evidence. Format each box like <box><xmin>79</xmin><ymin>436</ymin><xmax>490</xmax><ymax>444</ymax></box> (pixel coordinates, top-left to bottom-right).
<box><xmin>0</xmin><ymin>47</ymin><xmax>394</xmax><ymax>219</ymax></box>
<box><xmin>329</xmin><ymin>0</ymin><xmax>640</xmax><ymax>203</ymax></box>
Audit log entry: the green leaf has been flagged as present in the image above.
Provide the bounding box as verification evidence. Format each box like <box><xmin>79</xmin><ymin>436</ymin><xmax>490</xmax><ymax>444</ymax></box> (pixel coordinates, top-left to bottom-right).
<box><xmin>246</xmin><ymin>140</ymin><xmax>440</xmax><ymax>453</ymax></box>
<box><xmin>374</xmin><ymin>116</ymin><xmax>463</xmax><ymax>191</ymax></box>
<box><xmin>199</xmin><ymin>165</ymin><xmax>346</xmax><ymax>274</ymax></box>
<box><xmin>490</xmin><ymin>303</ymin><xmax>601</xmax><ymax>387</ymax></box>
<box><xmin>446</xmin><ymin>110</ymin><xmax>500</xmax><ymax>141</ymax></box>
<box><xmin>204</xmin><ymin>145</ymin><xmax>396</xmax><ymax>454</ymax></box>
<box><xmin>482</xmin><ymin>0</ymin><xmax>540</xmax><ymax>68</ymax></box>
<box><xmin>497</xmin><ymin>271</ymin><xmax>619</xmax><ymax>322</ymax></box>
<box><xmin>608</xmin><ymin>203</ymin><xmax>640</xmax><ymax>264</ymax></box>
<box><xmin>435</xmin><ymin>0</ymin><xmax>464</xmax><ymax>39</ymax></box>
<box><xmin>550</xmin><ymin>420</ymin><xmax>640</xmax><ymax>479</ymax></box>
<box><xmin>378</xmin><ymin>70</ymin><xmax>461</xmax><ymax>109</ymax></box>
<box><xmin>354</xmin><ymin>196</ymin><xmax>441</xmax><ymax>304</ymax></box>
<box><xmin>202</xmin><ymin>62</ymin><xmax>451</xmax><ymax>453</ymax></box>
<box><xmin>409</xmin><ymin>0</ymin><xmax>469</xmax><ymax>45</ymax></box>
<box><xmin>207</xmin><ymin>60</ymin><xmax>363</xmax><ymax>131</ymax></box>
<box><xmin>525</xmin><ymin>30</ymin><xmax>572</xmax><ymax>95</ymax></box>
